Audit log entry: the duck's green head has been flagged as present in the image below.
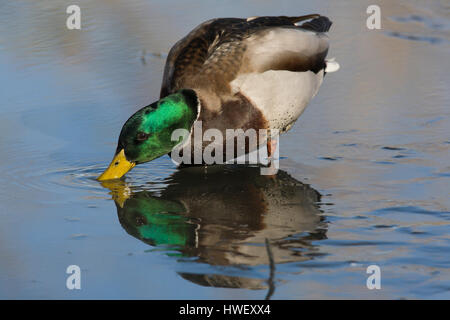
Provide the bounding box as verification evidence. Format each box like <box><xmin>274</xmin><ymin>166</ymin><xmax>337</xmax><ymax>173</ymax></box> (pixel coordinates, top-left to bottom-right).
<box><xmin>98</xmin><ymin>89</ymin><xmax>198</xmax><ymax>181</ymax></box>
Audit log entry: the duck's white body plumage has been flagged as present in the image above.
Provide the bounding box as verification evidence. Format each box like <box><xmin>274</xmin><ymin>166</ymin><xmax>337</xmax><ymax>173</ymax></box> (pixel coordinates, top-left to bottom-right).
<box><xmin>231</xmin><ymin>27</ymin><xmax>333</xmax><ymax>132</ymax></box>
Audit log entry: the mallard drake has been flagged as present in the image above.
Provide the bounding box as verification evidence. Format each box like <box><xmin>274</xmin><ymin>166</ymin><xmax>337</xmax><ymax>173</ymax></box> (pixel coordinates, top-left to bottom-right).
<box><xmin>98</xmin><ymin>14</ymin><xmax>339</xmax><ymax>180</ymax></box>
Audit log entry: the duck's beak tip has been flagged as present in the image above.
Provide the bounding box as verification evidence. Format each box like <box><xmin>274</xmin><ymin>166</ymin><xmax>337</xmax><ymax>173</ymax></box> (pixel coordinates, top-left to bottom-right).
<box><xmin>97</xmin><ymin>149</ymin><xmax>135</xmax><ymax>181</ymax></box>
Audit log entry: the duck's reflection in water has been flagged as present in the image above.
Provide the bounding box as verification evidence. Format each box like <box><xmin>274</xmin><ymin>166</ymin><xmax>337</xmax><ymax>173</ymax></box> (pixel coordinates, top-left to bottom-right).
<box><xmin>102</xmin><ymin>166</ymin><xmax>327</xmax><ymax>294</ymax></box>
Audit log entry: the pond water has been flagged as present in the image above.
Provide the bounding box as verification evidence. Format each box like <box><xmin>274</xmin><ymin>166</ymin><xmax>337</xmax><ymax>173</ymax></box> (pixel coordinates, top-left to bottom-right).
<box><xmin>0</xmin><ymin>0</ymin><xmax>449</xmax><ymax>299</ymax></box>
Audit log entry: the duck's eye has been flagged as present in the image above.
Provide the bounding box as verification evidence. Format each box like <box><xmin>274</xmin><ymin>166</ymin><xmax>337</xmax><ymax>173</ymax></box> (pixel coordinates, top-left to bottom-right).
<box><xmin>136</xmin><ymin>132</ymin><xmax>150</xmax><ymax>142</ymax></box>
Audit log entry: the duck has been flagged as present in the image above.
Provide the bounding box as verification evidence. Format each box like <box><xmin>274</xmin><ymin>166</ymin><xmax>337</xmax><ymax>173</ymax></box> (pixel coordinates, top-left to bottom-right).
<box><xmin>98</xmin><ymin>14</ymin><xmax>339</xmax><ymax>180</ymax></box>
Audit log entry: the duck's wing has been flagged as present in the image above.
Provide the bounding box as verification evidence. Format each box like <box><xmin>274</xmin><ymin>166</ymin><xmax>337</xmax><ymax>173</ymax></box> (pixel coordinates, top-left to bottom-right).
<box><xmin>160</xmin><ymin>15</ymin><xmax>328</xmax><ymax>98</ymax></box>
<box><xmin>160</xmin><ymin>17</ymin><xmax>243</xmax><ymax>98</ymax></box>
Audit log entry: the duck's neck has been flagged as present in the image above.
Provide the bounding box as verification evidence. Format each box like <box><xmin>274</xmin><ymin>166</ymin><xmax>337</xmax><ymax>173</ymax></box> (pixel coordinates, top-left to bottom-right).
<box><xmin>154</xmin><ymin>89</ymin><xmax>199</xmax><ymax>131</ymax></box>
<box><xmin>150</xmin><ymin>89</ymin><xmax>199</xmax><ymax>151</ymax></box>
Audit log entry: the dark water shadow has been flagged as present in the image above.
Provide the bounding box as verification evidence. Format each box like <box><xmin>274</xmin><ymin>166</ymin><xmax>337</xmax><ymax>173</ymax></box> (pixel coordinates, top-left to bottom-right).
<box><xmin>101</xmin><ymin>166</ymin><xmax>328</xmax><ymax>297</ymax></box>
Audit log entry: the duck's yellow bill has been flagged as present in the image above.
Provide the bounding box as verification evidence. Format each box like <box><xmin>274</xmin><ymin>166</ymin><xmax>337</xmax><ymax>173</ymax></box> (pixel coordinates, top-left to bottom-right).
<box><xmin>97</xmin><ymin>149</ymin><xmax>135</xmax><ymax>181</ymax></box>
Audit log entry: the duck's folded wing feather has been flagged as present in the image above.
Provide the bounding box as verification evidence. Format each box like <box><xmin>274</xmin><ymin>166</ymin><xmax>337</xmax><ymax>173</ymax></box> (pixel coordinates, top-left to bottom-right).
<box><xmin>160</xmin><ymin>15</ymin><xmax>331</xmax><ymax>98</ymax></box>
<box><xmin>160</xmin><ymin>18</ymin><xmax>244</xmax><ymax>98</ymax></box>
